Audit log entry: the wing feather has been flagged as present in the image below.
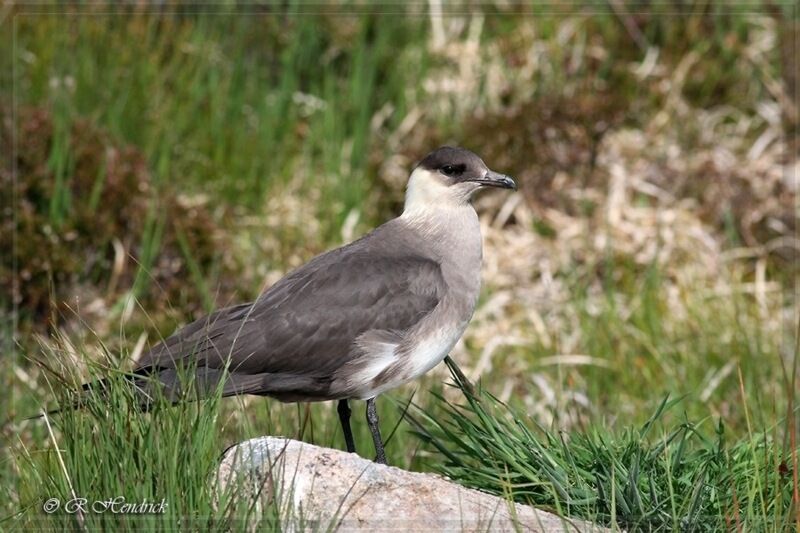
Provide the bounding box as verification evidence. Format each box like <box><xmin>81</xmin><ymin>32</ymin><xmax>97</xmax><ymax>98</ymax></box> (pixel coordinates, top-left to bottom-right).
<box><xmin>135</xmin><ymin>225</ymin><xmax>445</xmax><ymax>392</ymax></box>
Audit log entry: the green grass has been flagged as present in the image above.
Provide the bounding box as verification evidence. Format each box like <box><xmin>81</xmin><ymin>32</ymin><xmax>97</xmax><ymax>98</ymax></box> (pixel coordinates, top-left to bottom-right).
<box><xmin>409</xmin><ymin>360</ymin><xmax>799</xmax><ymax>531</ymax></box>
<box><xmin>6</xmin><ymin>333</ymin><xmax>797</xmax><ymax>530</ymax></box>
<box><xmin>11</xmin><ymin>9</ymin><xmax>426</xmax><ymax>217</ymax></box>
<box><xmin>10</xmin><ymin>343</ymin><xmax>290</xmax><ymax>530</ymax></box>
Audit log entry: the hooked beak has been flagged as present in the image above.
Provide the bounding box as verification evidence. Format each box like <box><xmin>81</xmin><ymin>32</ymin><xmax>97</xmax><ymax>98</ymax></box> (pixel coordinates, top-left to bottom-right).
<box><xmin>469</xmin><ymin>170</ymin><xmax>517</xmax><ymax>190</ymax></box>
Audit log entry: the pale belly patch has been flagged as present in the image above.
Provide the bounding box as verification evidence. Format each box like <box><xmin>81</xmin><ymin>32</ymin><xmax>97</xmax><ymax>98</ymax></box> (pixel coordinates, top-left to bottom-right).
<box><xmin>351</xmin><ymin>323</ymin><xmax>467</xmax><ymax>399</ymax></box>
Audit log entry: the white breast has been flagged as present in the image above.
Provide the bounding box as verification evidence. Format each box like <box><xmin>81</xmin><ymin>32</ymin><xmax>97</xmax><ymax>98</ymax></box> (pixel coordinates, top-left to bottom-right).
<box><xmin>404</xmin><ymin>323</ymin><xmax>467</xmax><ymax>379</ymax></box>
<box><xmin>352</xmin><ymin>321</ymin><xmax>467</xmax><ymax>400</ymax></box>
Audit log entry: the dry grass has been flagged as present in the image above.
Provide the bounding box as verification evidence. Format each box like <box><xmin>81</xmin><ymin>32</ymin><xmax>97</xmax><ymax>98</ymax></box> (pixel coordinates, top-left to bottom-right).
<box><xmin>372</xmin><ymin>9</ymin><xmax>795</xmax><ymax>430</ymax></box>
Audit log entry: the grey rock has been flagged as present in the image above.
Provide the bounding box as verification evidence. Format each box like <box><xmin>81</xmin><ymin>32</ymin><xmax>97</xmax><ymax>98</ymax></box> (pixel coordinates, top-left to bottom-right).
<box><xmin>215</xmin><ymin>437</ymin><xmax>606</xmax><ymax>532</ymax></box>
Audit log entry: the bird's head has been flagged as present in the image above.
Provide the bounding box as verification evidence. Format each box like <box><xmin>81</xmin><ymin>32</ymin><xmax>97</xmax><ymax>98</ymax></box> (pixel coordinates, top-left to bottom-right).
<box><xmin>403</xmin><ymin>146</ymin><xmax>516</xmax><ymax>214</ymax></box>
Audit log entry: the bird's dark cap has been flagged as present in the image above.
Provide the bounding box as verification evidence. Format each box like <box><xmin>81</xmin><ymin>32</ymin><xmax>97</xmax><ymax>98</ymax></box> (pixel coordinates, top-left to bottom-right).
<box><xmin>415</xmin><ymin>146</ymin><xmax>485</xmax><ymax>172</ymax></box>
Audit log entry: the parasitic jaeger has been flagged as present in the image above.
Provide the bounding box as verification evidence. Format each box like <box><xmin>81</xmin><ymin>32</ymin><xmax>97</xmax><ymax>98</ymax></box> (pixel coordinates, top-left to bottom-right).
<box><xmin>50</xmin><ymin>146</ymin><xmax>516</xmax><ymax>465</ymax></box>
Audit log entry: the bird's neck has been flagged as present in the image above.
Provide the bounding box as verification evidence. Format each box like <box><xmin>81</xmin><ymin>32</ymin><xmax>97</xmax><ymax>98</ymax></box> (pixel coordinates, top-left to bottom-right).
<box><xmin>399</xmin><ymin>204</ymin><xmax>483</xmax><ymax>280</ymax></box>
<box><xmin>402</xmin><ymin>167</ymin><xmax>472</xmax><ymax>215</ymax></box>
<box><xmin>398</xmin><ymin>202</ymin><xmax>483</xmax><ymax>333</ymax></box>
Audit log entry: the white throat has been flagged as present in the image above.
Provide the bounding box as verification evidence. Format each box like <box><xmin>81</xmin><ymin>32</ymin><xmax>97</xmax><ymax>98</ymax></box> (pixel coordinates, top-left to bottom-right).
<box><xmin>402</xmin><ymin>167</ymin><xmax>472</xmax><ymax>217</ymax></box>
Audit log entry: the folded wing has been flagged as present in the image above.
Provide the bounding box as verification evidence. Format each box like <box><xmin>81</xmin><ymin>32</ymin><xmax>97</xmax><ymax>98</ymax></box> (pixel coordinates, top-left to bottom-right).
<box><xmin>132</xmin><ymin>232</ymin><xmax>445</xmax><ymax>399</ymax></box>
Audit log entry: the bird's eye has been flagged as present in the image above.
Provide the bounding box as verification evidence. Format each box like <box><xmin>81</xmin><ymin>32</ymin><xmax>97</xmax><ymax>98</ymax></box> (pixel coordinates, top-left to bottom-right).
<box><xmin>441</xmin><ymin>165</ymin><xmax>461</xmax><ymax>176</ymax></box>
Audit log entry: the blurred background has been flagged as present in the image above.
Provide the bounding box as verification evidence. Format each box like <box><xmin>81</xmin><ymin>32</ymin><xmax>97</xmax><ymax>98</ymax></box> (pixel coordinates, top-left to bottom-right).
<box><xmin>1</xmin><ymin>0</ymin><xmax>797</xmax><ymax>510</ymax></box>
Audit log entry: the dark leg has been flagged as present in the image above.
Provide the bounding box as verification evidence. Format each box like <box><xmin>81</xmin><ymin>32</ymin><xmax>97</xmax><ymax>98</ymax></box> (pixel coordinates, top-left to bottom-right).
<box><xmin>365</xmin><ymin>397</ymin><xmax>387</xmax><ymax>464</ymax></box>
<box><xmin>337</xmin><ymin>399</ymin><xmax>357</xmax><ymax>453</ymax></box>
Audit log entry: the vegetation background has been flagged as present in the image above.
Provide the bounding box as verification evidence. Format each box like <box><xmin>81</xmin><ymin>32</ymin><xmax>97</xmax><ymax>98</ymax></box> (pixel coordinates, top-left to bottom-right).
<box><xmin>1</xmin><ymin>0</ymin><xmax>797</xmax><ymax>530</ymax></box>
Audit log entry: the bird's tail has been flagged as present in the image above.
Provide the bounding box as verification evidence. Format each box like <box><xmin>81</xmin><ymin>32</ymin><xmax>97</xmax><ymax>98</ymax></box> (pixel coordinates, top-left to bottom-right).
<box><xmin>25</xmin><ymin>364</ymin><xmax>252</xmax><ymax>422</ymax></box>
<box><xmin>25</xmin><ymin>372</ymin><xmax>151</xmax><ymax>421</ymax></box>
